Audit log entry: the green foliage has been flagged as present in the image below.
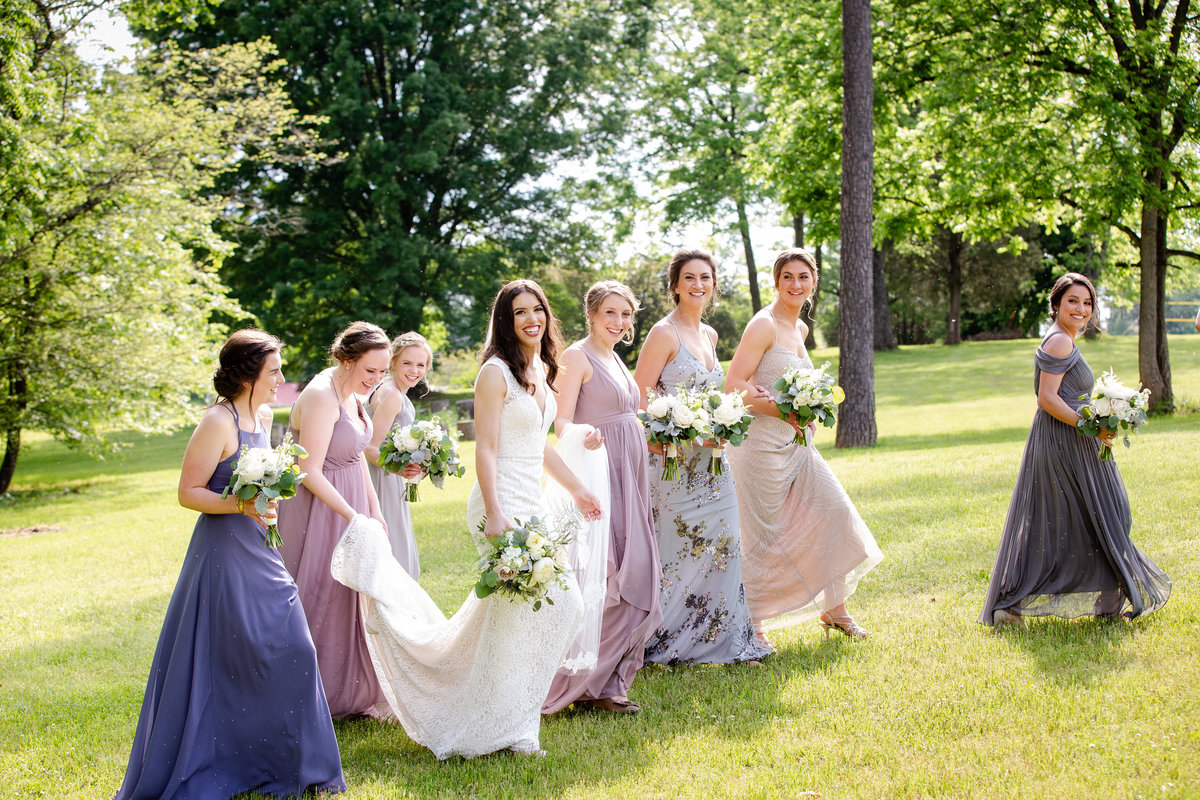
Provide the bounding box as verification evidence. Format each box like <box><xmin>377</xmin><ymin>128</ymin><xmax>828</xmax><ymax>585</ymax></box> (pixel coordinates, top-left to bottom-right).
<box><xmin>136</xmin><ymin>0</ymin><xmax>654</xmax><ymax>373</ymax></box>
<box><xmin>3</xmin><ymin>336</ymin><xmax>1199</xmax><ymax>797</ymax></box>
<box><xmin>0</xmin><ymin>6</ymin><xmax>310</xmax><ymax>492</ymax></box>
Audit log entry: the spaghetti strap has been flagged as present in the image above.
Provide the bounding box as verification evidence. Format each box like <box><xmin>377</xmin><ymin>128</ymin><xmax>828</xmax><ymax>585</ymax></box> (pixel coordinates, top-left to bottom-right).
<box><xmin>220</xmin><ymin>402</ymin><xmax>240</xmax><ymax>423</ymax></box>
<box><xmin>666</xmin><ymin>316</ymin><xmax>683</xmax><ymax>347</ymax></box>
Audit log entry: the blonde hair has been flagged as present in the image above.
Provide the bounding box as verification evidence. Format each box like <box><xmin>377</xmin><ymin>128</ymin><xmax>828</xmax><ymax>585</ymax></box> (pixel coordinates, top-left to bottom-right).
<box><xmin>584</xmin><ymin>281</ymin><xmax>640</xmax><ymax>344</ymax></box>
<box><xmin>389</xmin><ymin>331</ymin><xmax>433</xmax><ymax>371</ymax></box>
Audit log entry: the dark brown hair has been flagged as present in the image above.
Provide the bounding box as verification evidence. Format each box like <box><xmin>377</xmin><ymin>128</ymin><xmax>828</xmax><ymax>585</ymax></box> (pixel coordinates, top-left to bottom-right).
<box><xmin>481</xmin><ymin>279</ymin><xmax>564</xmax><ymax>394</ymax></box>
<box><xmin>666</xmin><ymin>248</ymin><xmax>719</xmax><ymax>306</ymax></box>
<box><xmin>331</xmin><ymin>321</ymin><xmax>389</xmax><ymax>364</ymax></box>
<box><xmin>212</xmin><ymin>329</ymin><xmax>283</xmax><ymax>408</ymax></box>
<box><xmin>584</xmin><ymin>280</ymin><xmax>640</xmax><ymax>345</ymax></box>
<box><xmin>1048</xmin><ymin>272</ymin><xmax>1099</xmax><ymax>331</ymax></box>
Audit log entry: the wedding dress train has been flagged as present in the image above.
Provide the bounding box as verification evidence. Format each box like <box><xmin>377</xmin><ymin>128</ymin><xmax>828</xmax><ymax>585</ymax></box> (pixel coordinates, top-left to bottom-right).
<box><xmin>330</xmin><ymin>358</ymin><xmax>607</xmax><ymax>758</ymax></box>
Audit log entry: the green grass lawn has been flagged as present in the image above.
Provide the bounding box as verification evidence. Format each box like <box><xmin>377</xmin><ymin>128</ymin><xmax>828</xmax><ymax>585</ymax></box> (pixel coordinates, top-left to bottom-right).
<box><xmin>2</xmin><ymin>334</ymin><xmax>1199</xmax><ymax>799</ymax></box>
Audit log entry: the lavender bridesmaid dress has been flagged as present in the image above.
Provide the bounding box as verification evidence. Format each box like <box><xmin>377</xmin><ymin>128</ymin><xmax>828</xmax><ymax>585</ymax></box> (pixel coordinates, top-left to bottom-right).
<box><xmin>279</xmin><ymin>396</ymin><xmax>386</xmax><ymax>718</ymax></box>
<box><xmin>542</xmin><ymin>348</ymin><xmax>662</xmax><ymax>712</ymax></box>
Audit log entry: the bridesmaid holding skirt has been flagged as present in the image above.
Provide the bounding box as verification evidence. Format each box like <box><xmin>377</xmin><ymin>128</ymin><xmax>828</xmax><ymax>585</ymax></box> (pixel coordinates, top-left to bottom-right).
<box><xmin>633</xmin><ymin>249</ymin><xmax>770</xmax><ymax>665</ymax></box>
<box><xmin>114</xmin><ymin>329</ymin><xmax>343</xmax><ymax>800</ymax></box>
<box><xmin>543</xmin><ymin>281</ymin><xmax>662</xmax><ymax>715</ymax></box>
<box><xmin>278</xmin><ymin>321</ymin><xmax>390</xmax><ymax>718</ymax></box>
<box><xmin>365</xmin><ymin>332</ymin><xmax>434</xmax><ymax>578</ymax></box>
<box><xmin>726</xmin><ymin>249</ymin><xmax>883</xmax><ymax>642</ymax></box>
<box><xmin>980</xmin><ymin>273</ymin><xmax>1170</xmax><ymax>625</ymax></box>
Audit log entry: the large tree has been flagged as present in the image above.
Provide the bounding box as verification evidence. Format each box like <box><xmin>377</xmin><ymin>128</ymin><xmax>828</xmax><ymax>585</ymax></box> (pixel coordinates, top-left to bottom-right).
<box><xmin>137</xmin><ymin>0</ymin><xmax>653</xmax><ymax>372</ymax></box>
<box><xmin>894</xmin><ymin>0</ymin><xmax>1200</xmax><ymax>410</ymax></box>
<box><xmin>0</xmin><ymin>2</ymin><xmax>304</xmax><ymax>493</ymax></box>
<box><xmin>837</xmin><ymin>0</ymin><xmax>877</xmax><ymax>447</ymax></box>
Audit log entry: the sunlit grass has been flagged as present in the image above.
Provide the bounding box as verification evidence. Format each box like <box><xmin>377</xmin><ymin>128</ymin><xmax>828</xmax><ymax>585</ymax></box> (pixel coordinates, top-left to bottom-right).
<box><xmin>2</xmin><ymin>334</ymin><xmax>1198</xmax><ymax>799</ymax></box>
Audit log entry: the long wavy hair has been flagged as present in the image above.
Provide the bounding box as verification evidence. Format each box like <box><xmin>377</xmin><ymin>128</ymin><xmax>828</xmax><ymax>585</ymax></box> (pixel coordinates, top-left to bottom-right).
<box><xmin>480</xmin><ymin>279</ymin><xmax>564</xmax><ymax>394</ymax></box>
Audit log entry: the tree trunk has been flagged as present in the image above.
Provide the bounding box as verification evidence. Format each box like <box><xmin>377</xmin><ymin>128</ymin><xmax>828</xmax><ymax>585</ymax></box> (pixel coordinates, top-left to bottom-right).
<box><xmin>1137</xmin><ymin>167</ymin><xmax>1172</xmax><ymax>412</ymax></box>
<box><xmin>738</xmin><ymin>198</ymin><xmax>761</xmax><ymax>313</ymax></box>
<box><xmin>793</xmin><ymin>213</ymin><xmax>805</xmax><ymax>248</ymax></box>
<box><xmin>0</xmin><ymin>425</ymin><xmax>19</xmax><ymax>495</ymax></box>
<box><xmin>872</xmin><ymin>245</ymin><xmax>896</xmax><ymax>351</ymax></box>
<box><xmin>836</xmin><ymin>0</ymin><xmax>876</xmax><ymax>448</ymax></box>
<box><xmin>0</xmin><ymin>362</ymin><xmax>27</xmax><ymax>494</ymax></box>
<box><xmin>805</xmin><ymin>242</ymin><xmax>821</xmax><ymax>351</ymax></box>
<box><xmin>946</xmin><ymin>230</ymin><xmax>964</xmax><ymax>345</ymax></box>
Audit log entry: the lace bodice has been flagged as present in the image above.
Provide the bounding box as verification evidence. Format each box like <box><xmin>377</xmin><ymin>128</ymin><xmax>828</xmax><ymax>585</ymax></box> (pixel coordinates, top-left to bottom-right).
<box><xmin>466</xmin><ymin>357</ymin><xmax>555</xmax><ymax>553</ymax></box>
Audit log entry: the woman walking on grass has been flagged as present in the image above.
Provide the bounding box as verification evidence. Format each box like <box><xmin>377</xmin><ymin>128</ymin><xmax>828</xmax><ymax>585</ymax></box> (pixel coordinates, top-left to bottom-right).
<box><xmin>542</xmin><ymin>280</ymin><xmax>662</xmax><ymax>715</ymax></box>
<box><xmin>634</xmin><ymin>248</ymin><xmax>771</xmax><ymax>665</ymax></box>
<box><xmin>980</xmin><ymin>273</ymin><xmax>1170</xmax><ymax>626</ymax></box>
<box><xmin>114</xmin><ymin>329</ymin><xmax>344</xmax><ymax>800</ymax></box>
<box><xmin>725</xmin><ymin>248</ymin><xmax>882</xmax><ymax>645</ymax></box>
<box><xmin>364</xmin><ymin>331</ymin><xmax>434</xmax><ymax>578</ymax></box>
<box><xmin>278</xmin><ymin>321</ymin><xmax>390</xmax><ymax>718</ymax></box>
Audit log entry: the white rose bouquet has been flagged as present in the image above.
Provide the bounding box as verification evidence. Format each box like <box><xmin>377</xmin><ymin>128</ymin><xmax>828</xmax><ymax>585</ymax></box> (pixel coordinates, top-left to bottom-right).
<box><xmin>771</xmin><ymin>361</ymin><xmax>845</xmax><ymax>446</ymax></box>
<box><xmin>376</xmin><ymin>416</ymin><xmax>466</xmax><ymax>501</ymax></box>
<box><xmin>637</xmin><ymin>387</ymin><xmax>711</xmax><ymax>481</ymax></box>
<box><xmin>690</xmin><ymin>388</ymin><xmax>754</xmax><ymax>476</ymax></box>
<box><xmin>474</xmin><ymin>517</ymin><xmax>573</xmax><ymax>611</ymax></box>
<box><xmin>1076</xmin><ymin>369</ymin><xmax>1151</xmax><ymax>462</ymax></box>
<box><xmin>220</xmin><ymin>432</ymin><xmax>308</xmax><ymax>548</ymax></box>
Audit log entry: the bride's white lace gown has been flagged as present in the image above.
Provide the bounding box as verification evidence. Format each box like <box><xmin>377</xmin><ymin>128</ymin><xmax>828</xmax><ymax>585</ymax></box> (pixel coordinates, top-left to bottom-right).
<box><xmin>331</xmin><ymin>358</ymin><xmax>584</xmax><ymax>759</ymax></box>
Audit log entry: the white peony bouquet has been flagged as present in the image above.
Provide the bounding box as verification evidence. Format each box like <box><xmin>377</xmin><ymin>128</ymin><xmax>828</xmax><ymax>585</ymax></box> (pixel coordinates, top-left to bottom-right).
<box><xmin>475</xmin><ymin>517</ymin><xmax>573</xmax><ymax>611</ymax></box>
<box><xmin>1076</xmin><ymin>370</ymin><xmax>1151</xmax><ymax>461</ymax></box>
<box><xmin>771</xmin><ymin>361</ymin><xmax>845</xmax><ymax>446</ymax></box>
<box><xmin>637</xmin><ymin>387</ymin><xmax>710</xmax><ymax>481</ymax></box>
<box><xmin>221</xmin><ymin>432</ymin><xmax>308</xmax><ymax>548</ymax></box>
<box><xmin>376</xmin><ymin>416</ymin><xmax>466</xmax><ymax>501</ymax></box>
<box><xmin>690</xmin><ymin>388</ymin><xmax>754</xmax><ymax>475</ymax></box>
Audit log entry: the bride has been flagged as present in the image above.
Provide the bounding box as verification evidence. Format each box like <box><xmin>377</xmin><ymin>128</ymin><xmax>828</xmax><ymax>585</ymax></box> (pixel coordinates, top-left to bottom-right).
<box><xmin>332</xmin><ymin>279</ymin><xmax>605</xmax><ymax>759</ymax></box>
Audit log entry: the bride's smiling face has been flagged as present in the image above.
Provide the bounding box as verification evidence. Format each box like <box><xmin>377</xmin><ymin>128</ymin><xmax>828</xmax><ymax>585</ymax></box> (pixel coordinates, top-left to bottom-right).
<box><xmin>511</xmin><ymin>291</ymin><xmax>547</xmax><ymax>351</ymax></box>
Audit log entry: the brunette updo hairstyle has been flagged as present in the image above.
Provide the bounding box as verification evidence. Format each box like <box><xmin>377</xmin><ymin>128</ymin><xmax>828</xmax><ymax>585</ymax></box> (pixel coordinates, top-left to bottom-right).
<box><xmin>584</xmin><ymin>280</ymin><xmax>641</xmax><ymax>345</ymax></box>
<box><xmin>481</xmin><ymin>279</ymin><xmax>564</xmax><ymax>394</ymax></box>
<box><xmin>212</xmin><ymin>328</ymin><xmax>284</xmax><ymax>407</ymax></box>
<box><xmin>666</xmin><ymin>247</ymin><xmax>719</xmax><ymax>306</ymax></box>
<box><xmin>772</xmin><ymin>248</ymin><xmax>819</xmax><ymax>285</ymax></box>
<box><xmin>1048</xmin><ymin>272</ymin><xmax>1098</xmax><ymax>326</ymax></box>
<box><xmin>330</xmin><ymin>321</ymin><xmax>389</xmax><ymax>365</ymax></box>
<box><xmin>388</xmin><ymin>331</ymin><xmax>434</xmax><ymax>394</ymax></box>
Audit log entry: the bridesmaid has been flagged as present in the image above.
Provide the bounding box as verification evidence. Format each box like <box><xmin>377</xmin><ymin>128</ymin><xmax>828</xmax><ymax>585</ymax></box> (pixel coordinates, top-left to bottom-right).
<box><xmin>726</xmin><ymin>248</ymin><xmax>883</xmax><ymax>643</ymax></box>
<box><xmin>633</xmin><ymin>248</ymin><xmax>770</xmax><ymax>664</ymax></box>
<box><xmin>365</xmin><ymin>331</ymin><xmax>433</xmax><ymax>578</ymax></box>
<box><xmin>542</xmin><ymin>281</ymin><xmax>662</xmax><ymax>715</ymax></box>
<box><xmin>114</xmin><ymin>329</ymin><xmax>344</xmax><ymax>799</ymax></box>
<box><xmin>980</xmin><ymin>272</ymin><xmax>1170</xmax><ymax>625</ymax></box>
<box><xmin>279</xmin><ymin>321</ymin><xmax>390</xmax><ymax>718</ymax></box>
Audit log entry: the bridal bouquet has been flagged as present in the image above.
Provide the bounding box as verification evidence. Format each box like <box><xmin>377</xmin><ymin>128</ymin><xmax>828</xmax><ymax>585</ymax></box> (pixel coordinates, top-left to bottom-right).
<box><xmin>475</xmin><ymin>517</ymin><xmax>573</xmax><ymax>611</ymax></box>
<box><xmin>221</xmin><ymin>432</ymin><xmax>308</xmax><ymax>548</ymax></box>
<box><xmin>376</xmin><ymin>417</ymin><xmax>465</xmax><ymax>501</ymax></box>
<box><xmin>772</xmin><ymin>361</ymin><xmax>845</xmax><ymax>446</ymax></box>
<box><xmin>638</xmin><ymin>388</ymin><xmax>710</xmax><ymax>481</ymax></box>
<box><xmin>690</xmin><ymin>388</ymin><xmax>753</xmax><ymax>476</ymax></box>
<box><xmin>1076</xmin><ymin>370</ymin><xmax>1151</xmax><ymax>462</ymax></box>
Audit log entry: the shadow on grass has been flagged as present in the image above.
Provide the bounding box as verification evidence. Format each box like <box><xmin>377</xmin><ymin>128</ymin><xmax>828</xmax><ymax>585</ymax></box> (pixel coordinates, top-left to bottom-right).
<box><xmin>991</xmin><ymin>615</ymin><xmax>1138</xmax><ymax>686</ymax></box>
<box><xmin>322</xmin><ymin>642</ymin><xmax>858</xmax><ymax>798</ymax></box>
